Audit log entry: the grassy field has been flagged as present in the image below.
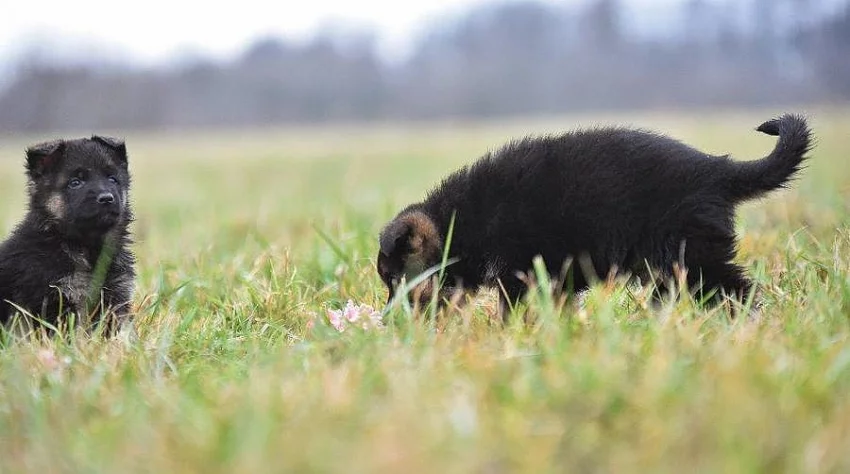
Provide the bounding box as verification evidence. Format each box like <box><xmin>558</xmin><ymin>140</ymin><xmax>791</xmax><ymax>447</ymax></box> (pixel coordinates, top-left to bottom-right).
<box><xmin>0</xmin><ymin>108</ymin><xmax>849</xmax><ymax>473</ymax></box>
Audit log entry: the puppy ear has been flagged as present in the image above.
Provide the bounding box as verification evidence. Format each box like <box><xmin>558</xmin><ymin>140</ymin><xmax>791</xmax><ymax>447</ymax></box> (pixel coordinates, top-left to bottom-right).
<box><xmin>92</xmin><ymin>135</ymin><xmax>128</xmax><ymax>166</ymax></box>
<box><xmin>25</xmin><ymin>140</ymin><xmax>65</xmax><ymax>178</ymax></box>
<box><xmin>380</xmin><ymin>219</ymin><xmax>413</xmax><ymax>257</ymax></box>
<box><xmin>379</xmin><ymin>211</ymin><xmax>441</xmax><ymax>260</ymax></box>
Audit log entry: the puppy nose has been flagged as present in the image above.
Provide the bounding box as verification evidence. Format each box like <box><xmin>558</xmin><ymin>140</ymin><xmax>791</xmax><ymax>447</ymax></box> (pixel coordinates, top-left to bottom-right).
<box><xmin>97</xmin><ymin>192</ymin><xmax>115</xmax><ymax>205</ymax></box>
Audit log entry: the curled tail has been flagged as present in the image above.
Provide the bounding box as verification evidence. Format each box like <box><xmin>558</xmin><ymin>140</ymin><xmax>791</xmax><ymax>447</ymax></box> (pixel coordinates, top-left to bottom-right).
<box><xmin>725</xmin><ymin>113</ymin><xmax>812</xmax><ymax>202</ymax></box>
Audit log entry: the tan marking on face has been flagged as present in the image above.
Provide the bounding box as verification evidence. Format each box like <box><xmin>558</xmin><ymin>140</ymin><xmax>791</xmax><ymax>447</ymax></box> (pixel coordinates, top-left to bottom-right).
<box><xmin>46</xmin><ymin>192</ymin><xmax>65</xmax><ymax>219</ymax></box>
<box><xmin>403</xmin><ymin>254</ymin><xmax>428</xmax><ymax>281</ymax></box>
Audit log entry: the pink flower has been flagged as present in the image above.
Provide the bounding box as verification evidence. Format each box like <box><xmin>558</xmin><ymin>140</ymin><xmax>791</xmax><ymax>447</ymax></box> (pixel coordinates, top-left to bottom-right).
<box><xmin>328</xmin><ymin>306</ymin><xmax>346</xmax><ymax>331</ymax></box>
<box><xmin>36</xmin><ymin>348</ymin><xmax>59</xmax><ymax>370</ymax></box>
<box><xmin>35</xmin><ymin>348</ymin><xmax>70</xmax><ymax>373</ymax></box>
<box><xmin>326</xmin><ymin>300</ymin><xmax>384</xmax><ymax>332</ymax></box>
<box><xmin>343</xmin><ymin>301</ymin><xmax>361</xmax><ymax>324</ymax></box>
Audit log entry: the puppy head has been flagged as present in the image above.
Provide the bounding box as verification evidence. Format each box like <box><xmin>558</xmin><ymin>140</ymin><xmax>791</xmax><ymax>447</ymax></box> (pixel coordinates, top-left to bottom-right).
<box><xmin>377</xmin><ymin>210</ymin><xmax>443</xmax><ymax>305</ymax></box>
<box><xmin>26</xmin><ymin>136</ymin><xmax>131</xmax><ymax>240</ymax></box>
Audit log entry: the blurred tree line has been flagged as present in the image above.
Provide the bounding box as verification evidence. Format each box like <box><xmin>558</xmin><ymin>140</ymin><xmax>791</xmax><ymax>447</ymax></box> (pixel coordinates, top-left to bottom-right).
<box><xmin>0</xmin><ymin>0</ymin><xmax>848</xmax><ymax>132</ymax></box>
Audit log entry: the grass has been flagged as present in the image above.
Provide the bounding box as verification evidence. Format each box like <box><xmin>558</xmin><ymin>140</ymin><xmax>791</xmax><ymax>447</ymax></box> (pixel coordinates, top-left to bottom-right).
<box><xmin>0</xmin><ymin>107</ymin><xmax>849</xmax><ymax>473</ymax></box>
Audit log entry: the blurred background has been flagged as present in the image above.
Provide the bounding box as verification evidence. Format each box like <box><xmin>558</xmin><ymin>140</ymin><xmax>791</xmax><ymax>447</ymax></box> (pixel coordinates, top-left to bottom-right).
<box><xmin>0</xmin><ymin>0</ymin><xmax>848</xmax><ymax>134</ymax></box>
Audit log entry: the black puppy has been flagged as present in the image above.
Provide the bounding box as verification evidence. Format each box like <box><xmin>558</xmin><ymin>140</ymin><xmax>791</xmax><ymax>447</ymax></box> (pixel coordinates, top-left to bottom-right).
<box><xmin>0</xmin><ymin>136</ymin><xmax>135</xmax><ymax>332</ymax></box>
<box><xmin>377</xmin><ymin>114</ymin><xmax>812</xmax><ymax>315</ymax></box>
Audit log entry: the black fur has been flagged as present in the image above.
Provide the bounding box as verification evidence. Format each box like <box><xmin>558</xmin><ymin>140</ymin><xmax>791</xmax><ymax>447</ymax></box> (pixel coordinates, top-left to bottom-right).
<box><xmin>0</xmin><ymin>136</ymin><xmax>136</xmax><ymax>332</ymax></box>
<box><xmin>378</xmin><ymin>114</ymin><xmax>812</xmax><ymax>314</ymax></box>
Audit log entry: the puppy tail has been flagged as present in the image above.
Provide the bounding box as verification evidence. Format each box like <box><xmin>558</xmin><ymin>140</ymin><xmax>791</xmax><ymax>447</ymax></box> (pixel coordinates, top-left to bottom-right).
<box><xmin>725</xmin><ymin>113</ymin><xmax>812</xmax><ymax>202</ymax></box>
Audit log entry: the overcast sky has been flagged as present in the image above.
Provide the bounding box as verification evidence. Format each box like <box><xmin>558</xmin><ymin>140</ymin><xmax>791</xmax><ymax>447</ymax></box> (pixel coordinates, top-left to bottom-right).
<box><xmin>0</xmin><ymin>0</ymin><xmax>526</xmax><ymax>64</ymax></box>
<box><xmin>2</xmin><ymin>0</ymin><xmax>846</xmax><ymax>70</ymax></box>
<box><xmin>1</xmin><ymin>0</ymin><xmax>699</xmax><ymax>67</ymax></box>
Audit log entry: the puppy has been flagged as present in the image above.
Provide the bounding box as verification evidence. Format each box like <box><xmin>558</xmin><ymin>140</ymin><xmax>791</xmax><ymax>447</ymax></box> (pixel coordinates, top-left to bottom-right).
<box><xmin>377</xmin><ymin>114</ymin><xmax>812</xmax><ymax>315</ymax></box>
<box><xmin>0</xmin><ymin>136</ymin><xmax>135</xmax><ymax>332</ymax></box>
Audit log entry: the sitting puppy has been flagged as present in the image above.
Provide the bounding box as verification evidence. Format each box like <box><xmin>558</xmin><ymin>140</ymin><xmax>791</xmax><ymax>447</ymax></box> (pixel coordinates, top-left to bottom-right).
<box><xmin>377</xmin><ymin>114</ymin><xmax>812</xmax><ymax>315</ymax></box>
<box><xmin>0</xmin><ymin>136</ymin><xmax>135</xmax><ymax>332</ymax></box>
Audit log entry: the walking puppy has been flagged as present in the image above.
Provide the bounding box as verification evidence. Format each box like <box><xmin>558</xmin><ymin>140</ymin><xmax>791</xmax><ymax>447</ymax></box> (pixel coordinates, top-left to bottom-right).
<box><xmin>377</xmin><ymin>114</ymin><xmax>812</xmax><ymax>315</ymax></box>
<box><xmin>0</xmin><ymin>136</ymin><xmax>135</xmax><ymax>332</ymax></box>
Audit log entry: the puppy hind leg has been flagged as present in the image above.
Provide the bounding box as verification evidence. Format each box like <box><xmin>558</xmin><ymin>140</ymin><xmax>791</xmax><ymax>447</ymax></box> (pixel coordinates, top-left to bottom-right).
<box><xmin>679</xmin><ymin>230</ymin><xmax>753</xmax><ymax>304</ymax></box>
<box><xmin>688</xmin><ymin>262</ymin><xmax>753</xmax><ymax>304</ymax></box>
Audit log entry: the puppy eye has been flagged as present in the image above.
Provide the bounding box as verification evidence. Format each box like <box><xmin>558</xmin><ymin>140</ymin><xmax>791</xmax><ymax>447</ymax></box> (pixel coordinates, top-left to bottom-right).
<box><xmin>108</xmin><ymin>176</ymin><xmax>119</xmax><ymax>185</ymax></box>
<box><xmin>67</xmin><ymin>178</ymin><xmax>84</xmax><ymax>189</ymax></box>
